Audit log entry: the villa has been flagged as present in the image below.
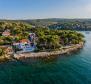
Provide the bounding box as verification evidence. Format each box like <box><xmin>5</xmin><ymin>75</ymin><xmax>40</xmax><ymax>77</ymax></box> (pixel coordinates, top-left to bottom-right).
<box><xmin>13</xmin><ymin>33</ymin><xmax>36</xmax><ymax>53</ymax></box>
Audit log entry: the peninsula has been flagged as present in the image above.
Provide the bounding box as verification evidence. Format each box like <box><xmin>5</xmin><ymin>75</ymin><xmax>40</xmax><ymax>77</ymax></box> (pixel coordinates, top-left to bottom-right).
<box><xmin>0</xmin><ymin>21</ymin><xmax>85</xmax><ymax>62</ymax></box>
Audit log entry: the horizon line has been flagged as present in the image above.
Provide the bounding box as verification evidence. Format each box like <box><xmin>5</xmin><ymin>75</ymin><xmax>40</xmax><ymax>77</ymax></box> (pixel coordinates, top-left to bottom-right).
<box><xmin>0</xmin><ymin>17</ymin><xmax>91</xmax><ymax>20</ymax></box>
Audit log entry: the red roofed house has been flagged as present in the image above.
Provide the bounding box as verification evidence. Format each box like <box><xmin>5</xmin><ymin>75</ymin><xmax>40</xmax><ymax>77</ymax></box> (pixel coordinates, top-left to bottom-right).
<box><xmin>2</xmin><ymin>30</ymin><xmax>10</xmax><ymax>36</ymax></box>
<box><xmin>13</xmin><ymin>39</ymin><xmax>36</xmax><ymax>53</ymax></box>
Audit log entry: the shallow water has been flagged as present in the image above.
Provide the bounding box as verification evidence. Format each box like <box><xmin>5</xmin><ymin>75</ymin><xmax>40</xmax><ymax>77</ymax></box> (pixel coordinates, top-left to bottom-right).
<box><xmin>0</xmin><ymin>32</ymin><xmax>91</xmax><ymax>84</ymax></box>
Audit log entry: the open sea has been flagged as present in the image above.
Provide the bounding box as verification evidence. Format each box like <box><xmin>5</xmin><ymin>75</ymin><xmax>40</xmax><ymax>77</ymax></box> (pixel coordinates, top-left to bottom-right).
<box><xmin>0</xmin><ymin>32</ymin><xmax>91</xmax><ymax>84</ymax></box>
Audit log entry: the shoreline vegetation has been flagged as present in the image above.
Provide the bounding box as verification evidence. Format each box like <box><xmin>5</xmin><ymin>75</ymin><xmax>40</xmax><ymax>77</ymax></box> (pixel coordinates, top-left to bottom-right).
<box><xmin>0</xmin><ymin>21</ymin><xmax>85</xmax><ymax>63</ymax></box>
<box><xmin>0</xmin><ymin>42</ymin><xmax>84</xmax><ymax>63</ymax></box>
<box><xmin>14</xmin><ymin>42</ymin><xmax>84</xmax><ymax>60</ymax></box>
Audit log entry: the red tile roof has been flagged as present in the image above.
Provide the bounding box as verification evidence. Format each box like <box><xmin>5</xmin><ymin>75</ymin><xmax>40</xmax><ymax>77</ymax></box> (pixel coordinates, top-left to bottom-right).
<box><xmin>20</xmin><ymin>39</ymin><xmax>30</xmax><ymax>43</ymax></box>
<box><xmin>2</xmin><ymin>31</ymin><xmax>10</xmax><ymax>36</ymax></box>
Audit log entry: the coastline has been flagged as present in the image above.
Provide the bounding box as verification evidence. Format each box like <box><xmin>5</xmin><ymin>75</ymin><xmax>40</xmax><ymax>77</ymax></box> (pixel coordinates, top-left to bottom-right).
<box><xmin>14</xmin><ymin>42</ymin><xmax>84</xmax><ymax>60</ymax></box>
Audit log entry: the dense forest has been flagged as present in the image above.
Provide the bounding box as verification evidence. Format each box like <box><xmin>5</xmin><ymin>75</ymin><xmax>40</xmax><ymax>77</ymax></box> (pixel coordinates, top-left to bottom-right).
<box><xmin>0</xmin><ymin>21</ymin><xmax>84</xmax><ymax>51</ymax></box>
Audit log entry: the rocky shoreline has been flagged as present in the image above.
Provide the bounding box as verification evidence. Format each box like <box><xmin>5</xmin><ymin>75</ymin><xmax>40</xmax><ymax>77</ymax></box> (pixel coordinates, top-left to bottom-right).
<box><xmin>14</xmin><ymin>42</ymin><xmax>84</xmax><ymax>60</ymax></box>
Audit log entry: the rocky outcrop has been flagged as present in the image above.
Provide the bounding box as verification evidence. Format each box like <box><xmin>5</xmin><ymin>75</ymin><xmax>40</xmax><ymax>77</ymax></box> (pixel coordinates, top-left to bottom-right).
<box><xmin>14</xmin><ymin>42</ymin><xmax>84</xmax><ymax>60</ymax></box>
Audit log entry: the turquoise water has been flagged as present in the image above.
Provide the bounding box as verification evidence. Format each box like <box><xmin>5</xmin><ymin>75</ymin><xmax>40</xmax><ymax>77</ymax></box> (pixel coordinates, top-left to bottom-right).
<box><xmin>0</xmin><ymin>32</ymin><xmax>91</xmax><ymax>84</ymax></box>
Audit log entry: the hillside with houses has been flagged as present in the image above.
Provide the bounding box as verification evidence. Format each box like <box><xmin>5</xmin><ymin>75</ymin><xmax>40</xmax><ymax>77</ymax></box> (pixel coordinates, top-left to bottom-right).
<box><xmin>22</xmin><ymin>19</ymin><xmax>91</xmax><ymax>30</ymax></box>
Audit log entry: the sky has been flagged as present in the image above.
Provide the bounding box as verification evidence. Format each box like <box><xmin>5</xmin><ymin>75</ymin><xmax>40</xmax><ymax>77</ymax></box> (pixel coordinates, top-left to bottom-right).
<box><xmin>0</xmin><ymin>0</ymin><xmax>91</xmax><ymax>19</ymax></box>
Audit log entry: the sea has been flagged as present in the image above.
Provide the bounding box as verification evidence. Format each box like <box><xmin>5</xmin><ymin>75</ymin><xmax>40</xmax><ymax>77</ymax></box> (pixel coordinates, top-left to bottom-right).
<box><xmin>0</xmin><ymin>31</ymin><xmax>91</xmax><ymax>84</ymax></box>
